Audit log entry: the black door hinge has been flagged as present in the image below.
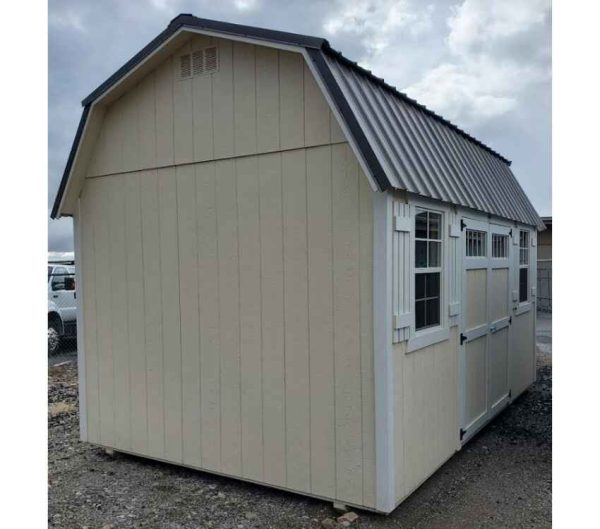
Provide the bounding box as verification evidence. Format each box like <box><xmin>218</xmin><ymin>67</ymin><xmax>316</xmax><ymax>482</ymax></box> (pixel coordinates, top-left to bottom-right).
<box><xmin>460</xmin><ymin>428</ymin><xmax>466</xmax><ymax>441</ymax></box>
<box><xmin>460</xmin><ymin>333</ymin><xmax>467</xmax><ymax>345</ymax></box>
<box><xmin>509</xmin><ymin>228</ymin><xmax>513</xmax><ymax>237</ymax></box>
<box><xmin>509</xmin><ymin>316</ymin><xmax>512</xmax><ymax>325</ymax></box>
<box><xmin>460</xmin><ymin>219</ymin><xmax>467</xmax><ymax>231</ymax></box>
<box><xmin>508</xmin><ymin>389</ymin><xmax>512</xmax><ymax>399</ymax></box>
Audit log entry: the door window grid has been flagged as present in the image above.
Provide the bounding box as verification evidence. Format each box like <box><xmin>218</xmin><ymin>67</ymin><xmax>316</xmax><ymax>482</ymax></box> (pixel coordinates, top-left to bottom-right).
<box><xmin>415</xmin><ymin>210</ymin><xmax>443</xmax><ymax>331</ymax></box>
<box><xmin>492</xmin><ymin>233</ymin><xmax>509</xmax><ymax>258</ymax></box>
<box><xmin>466</xmin><ymin>229</ymin><xmax>486</xmax><ymax>257</ymax></box>
<box><xmin>519</xmin><ymin>230</ymin><xmax>529</xmax><ymax>302</ymax></box>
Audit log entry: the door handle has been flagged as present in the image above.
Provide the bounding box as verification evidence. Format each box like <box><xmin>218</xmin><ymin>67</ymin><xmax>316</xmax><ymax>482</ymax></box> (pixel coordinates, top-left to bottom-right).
<box><xmin>52</xmin><ymin>294</ymin><xmax>59</xmax><ymax>299</ymax></box>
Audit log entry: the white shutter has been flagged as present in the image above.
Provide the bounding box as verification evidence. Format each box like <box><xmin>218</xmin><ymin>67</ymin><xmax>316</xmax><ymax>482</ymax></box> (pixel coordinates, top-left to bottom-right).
<box><xmin>392</xmin><ymin>201</ymin><xmax>411</xmax><ymax>343</ymax></box>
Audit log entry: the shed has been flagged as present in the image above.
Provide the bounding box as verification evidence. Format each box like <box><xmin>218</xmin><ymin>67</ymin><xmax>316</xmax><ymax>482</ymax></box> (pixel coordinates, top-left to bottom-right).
<box><xmin>52</xmin><ymin>15</ymin><xmax>544</xmax><ymax>514</ymax></box>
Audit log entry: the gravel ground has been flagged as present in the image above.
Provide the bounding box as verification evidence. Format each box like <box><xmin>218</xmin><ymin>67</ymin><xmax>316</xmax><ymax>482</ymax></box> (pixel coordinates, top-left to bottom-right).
<box><xmin>49</xmin><ymin>351</ymin><xmax>551</xmax><ymax>528</ymax></box>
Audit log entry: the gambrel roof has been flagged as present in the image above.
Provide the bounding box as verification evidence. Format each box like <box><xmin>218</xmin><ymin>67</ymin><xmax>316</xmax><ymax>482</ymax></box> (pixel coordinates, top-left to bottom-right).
<box><xmin>52</xmin><ymin>14</ymin><xmax>543</xmax><ymax>229</ymax></box>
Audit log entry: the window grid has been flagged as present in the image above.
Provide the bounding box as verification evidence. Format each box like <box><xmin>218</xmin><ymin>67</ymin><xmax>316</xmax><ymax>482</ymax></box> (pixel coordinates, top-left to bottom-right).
<box><xmin>492</xmin><ymin>233</ymin><xmax>509</xmax><ymax>258</ymax></box>
<box><xmin>465</xmin><ymin>229</ymin><xmax>486</xmax><ymax>257</ymax></box>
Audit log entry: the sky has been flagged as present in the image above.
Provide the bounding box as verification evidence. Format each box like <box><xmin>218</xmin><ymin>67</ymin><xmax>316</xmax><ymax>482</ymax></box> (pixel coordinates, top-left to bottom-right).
<box><xmin>48</xmin><ymin>0</ymin><xmax>552</xmax><ymax>251</ymax></box>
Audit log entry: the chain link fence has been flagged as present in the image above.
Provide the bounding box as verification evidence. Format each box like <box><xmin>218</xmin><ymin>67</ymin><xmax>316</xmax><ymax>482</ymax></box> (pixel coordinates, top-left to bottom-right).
<box><xmin>537</xmin><ymin>260</ymin><xmax>552</xmax><ymax>313</ymax></box>
<box><xmin>48</xmin><ymin>264</ymin><xmax>78</xmax><ymax>355</ymax></box>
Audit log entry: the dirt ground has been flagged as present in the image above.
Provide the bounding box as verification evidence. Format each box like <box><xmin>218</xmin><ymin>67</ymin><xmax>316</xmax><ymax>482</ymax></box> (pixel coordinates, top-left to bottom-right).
<box><xmin>48</xmin><ymin>350</ymin><xmax>551</xmax><ymax>529</ymax></box>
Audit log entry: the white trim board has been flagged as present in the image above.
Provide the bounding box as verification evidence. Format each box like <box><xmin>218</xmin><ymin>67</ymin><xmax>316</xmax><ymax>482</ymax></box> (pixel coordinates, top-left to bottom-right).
<box><xmin>372</xmin><ymin>191</ymin><xmax>395</xmax><ymax>512</ymax></box>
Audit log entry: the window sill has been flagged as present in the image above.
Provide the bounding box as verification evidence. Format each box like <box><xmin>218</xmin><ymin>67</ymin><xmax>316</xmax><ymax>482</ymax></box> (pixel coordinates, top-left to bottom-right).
<box><xmin>514</xmin><ymin>302</ymin><xmax>533</xmax><ymax>316</ymax></box>
<box><xmin>406</xmin><ymin>327</ymin><xmax>449</xmax><ymax>353</ymax></box>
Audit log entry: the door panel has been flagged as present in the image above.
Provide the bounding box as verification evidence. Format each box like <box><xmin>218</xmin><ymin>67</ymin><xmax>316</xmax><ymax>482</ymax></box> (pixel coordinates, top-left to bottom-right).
<box><xmin>489</xmin><ymin>327</ymin><xmax>509</xmax><ymax>409</ymax></box>
<box><xmin>466</xmin><ymin>269</ymin><xmax>487</xmax><ymax>330</ymax></box>
<box><xmin>490</xmin><ymin>269</ymin><xmax>509</xmax><ymax>323</ymax></box>
<box><xmin>464</xmin><ymin>336</ymin><xmax>487</xmax><ymax>429</ymax></box>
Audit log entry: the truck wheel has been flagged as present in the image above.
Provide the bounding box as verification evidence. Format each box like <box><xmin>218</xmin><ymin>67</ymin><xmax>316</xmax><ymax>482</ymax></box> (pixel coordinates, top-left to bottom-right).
<box><xmin>48</xmin><ymin>324</ymin><xmax>61</xmax><ymax>355</ymax></box>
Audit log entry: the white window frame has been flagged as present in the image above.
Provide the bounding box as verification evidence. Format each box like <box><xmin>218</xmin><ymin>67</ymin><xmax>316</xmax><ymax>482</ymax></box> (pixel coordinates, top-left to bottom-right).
<box><xmin>513</xmin><ymin>226</ymin><xmax>535</xmax><ymax>316</ymax></box>
<box><xmin>407</xmin><ymin>200</ymin><xmax>450</xmax><ymax>353</ymax></box>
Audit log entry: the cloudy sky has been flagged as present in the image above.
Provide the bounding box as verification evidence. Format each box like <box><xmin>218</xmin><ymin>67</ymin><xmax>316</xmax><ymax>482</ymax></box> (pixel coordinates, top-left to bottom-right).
<box><xmin>48</xmin><ymin>0</ymin><xmax>552</xmax><ymax>251</ymax></box>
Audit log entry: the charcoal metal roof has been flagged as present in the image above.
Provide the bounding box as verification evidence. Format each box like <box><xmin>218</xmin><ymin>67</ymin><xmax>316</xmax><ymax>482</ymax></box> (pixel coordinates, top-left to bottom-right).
<box><xmin>52</xmin><ymin>14</ymin><xmax>542</xmax><ymax>229</ymax></box>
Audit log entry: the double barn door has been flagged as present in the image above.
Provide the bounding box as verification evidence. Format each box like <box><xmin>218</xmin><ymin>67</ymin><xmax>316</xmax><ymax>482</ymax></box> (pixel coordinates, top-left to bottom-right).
<box><xmin>459</xmin><ymin>218</ymin><xmax>513</xmax><ymax>442</ymax></box>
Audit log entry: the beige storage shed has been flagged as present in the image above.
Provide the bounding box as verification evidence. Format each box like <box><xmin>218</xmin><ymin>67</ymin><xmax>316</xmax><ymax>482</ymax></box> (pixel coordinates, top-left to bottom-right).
<box><xmin>52</xmin><ymin>15</ymin><xmax>544</xmax><ymax>514</ymax></box>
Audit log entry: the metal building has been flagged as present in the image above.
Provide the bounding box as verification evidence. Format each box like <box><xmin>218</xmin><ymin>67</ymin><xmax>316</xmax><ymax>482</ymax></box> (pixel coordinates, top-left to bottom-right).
<box><xmin>52</xmin><ymin>15</ymin><xmax>543</xmax><ymax>514</ymax></box>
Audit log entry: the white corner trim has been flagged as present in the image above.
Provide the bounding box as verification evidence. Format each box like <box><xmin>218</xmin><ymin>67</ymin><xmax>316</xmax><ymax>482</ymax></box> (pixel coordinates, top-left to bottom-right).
<box><xmin>373</xmin><ymin>192</ymin><xmax>395</xmax><ymax>512</ymax></box>
<box><xmin>74</xmin><ymin>199</ymin><xmax>87</xmax><ymax>442</ymax></box>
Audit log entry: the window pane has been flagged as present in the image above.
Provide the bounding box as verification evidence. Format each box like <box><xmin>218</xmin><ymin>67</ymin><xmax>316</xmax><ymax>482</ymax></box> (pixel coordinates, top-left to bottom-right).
<box><xmin>416</xmin><ymin>240</ymin><xmax>427</xmax><ymax>268</ymax></box>
<box><xmin>415</xmin><ymin>300</ymin><xmax>426</xmax><ymax>330</ymax></box>
<box><xmin>428</xmin><ymin>212</ymin><xmax>441</xmax><ymax>240</ymax></box>
<box><xmin>492</xmin><ymin>234</ymin><xmax>508</xmax><ymax>258</ymax></box>
<box><xmin>466</xmin><ymin>229</ymin><xmax>486</xmax><ymax>256</ymax></box>
<box><xmin>415</xmin><ymin>273</ymin><xmax>426</xmax><ymax>299</ymax></box>
<box><xmin>519</xmin><ymin>268</ymin><xmax>528</xmax><ymax>302</ymax></box>
<box><xmin>415</xmin><ymin>212</ymin><xmax>428</xmax><ymax>239</ymax></box>
<box><xmin>425</xmin><ymin>272</ymin><xmax>440</xmax><ymax>298</ymax></box>
<box><xmin>426</xmin><ymin>297</ymin><xmax>440</xmax><ymax>327</ymax></box>
<box><xmin>428</xmin><ymin>241</ymin><xmax>441</xmax><ymax>267</ymax></box>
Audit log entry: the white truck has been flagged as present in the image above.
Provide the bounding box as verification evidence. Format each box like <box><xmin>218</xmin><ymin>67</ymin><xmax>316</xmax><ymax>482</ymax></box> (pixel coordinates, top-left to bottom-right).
<box><xmin>48</xmin><ymin>263</ymin><xmax>77</xmax><ymax>354</ymax></box>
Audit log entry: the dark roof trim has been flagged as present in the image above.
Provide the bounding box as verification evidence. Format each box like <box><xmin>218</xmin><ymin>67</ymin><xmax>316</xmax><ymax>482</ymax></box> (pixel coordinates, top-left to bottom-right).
<box><xmin>306</xmin><ymin>48</ymin><xmax>391</xmax><ymax>192</ymax></box>
<box><xmin>82</xmin><ymin>14</ymin><xmax>325</xmax><ymax>106</ymax></box>
<box><xmin>53</xmin><ymin>14</ymin><xmax>514</xmax><ymax>219</ymax></box>
<box><xmin>50</xmin><ymin>104</ymin><xmax>90</xmax><ymax>219</ymax></box>
<box><xmin>80</xmin><ymin>14</ymin><xmax>510</xmax><ymax>166</ymax></box>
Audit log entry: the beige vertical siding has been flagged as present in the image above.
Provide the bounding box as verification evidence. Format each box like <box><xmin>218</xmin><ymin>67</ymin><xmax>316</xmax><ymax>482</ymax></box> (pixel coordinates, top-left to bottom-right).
<box><xmin>87</xmin><ymin>42</ymin><xmax>343</xmax><ymax>177</ymax></box>
<box><xmin>392</xmin><ymin>330</ymin><xmax>459</xmax><ymax>504</ymax></box>
<box><xmin>79</xmin><ymin>143</ymin><xmax>376</xmax><ymax>508</ymax></box>
<box><xmin>510</xmin><ymin>309</ymin><xmax>535</xmax><ymax>398</ymax></box>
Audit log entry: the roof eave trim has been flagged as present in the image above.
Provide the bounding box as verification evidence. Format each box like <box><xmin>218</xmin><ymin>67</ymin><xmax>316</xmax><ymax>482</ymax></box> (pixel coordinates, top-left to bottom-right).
<box><xmin>51</xmin><ymin>104</ymin><xmax>91</xmax><ymax>219</ymax></box>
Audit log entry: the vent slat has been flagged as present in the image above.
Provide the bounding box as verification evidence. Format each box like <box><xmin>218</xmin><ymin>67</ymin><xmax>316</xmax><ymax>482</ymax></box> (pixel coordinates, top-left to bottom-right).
<box><xmin>192</xmin><ymin>50</ymin><xmax>204</xmax><ymax>75</ymax></box>
<box><xmin>204</xmin><ymin>47</ymin><xmax>218</xmax><ymax>72</ymax></box>
<box><xmin>179</xmin><ymin>53</ymin><xmax>191</xmax><ymax>79</ymax></box>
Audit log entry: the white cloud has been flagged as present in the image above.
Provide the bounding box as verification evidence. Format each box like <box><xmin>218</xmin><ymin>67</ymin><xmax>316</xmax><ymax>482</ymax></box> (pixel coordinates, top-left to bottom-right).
<box><xmin>233</xmin><ymin>0</ymin><xmax>259</xmax><ymax>10</ymax></box>
<box><xmin>49</xmin><ymin>10</ymin><xmax>86</xmax><ymax>32</ymax></box>
<box><xmin>404</xmin><ymin>0</ymin><xmax>551</xmax><ymax>126</ymax></box>
<box><xmin>324</xmin><ymin>0</ymin><xmax>435</xmax><ymax>55</ymax></box>
<box><xmin>448</xmin><ymin>0</ymin><xmax>551</xmax><ymax>55</ymax></box>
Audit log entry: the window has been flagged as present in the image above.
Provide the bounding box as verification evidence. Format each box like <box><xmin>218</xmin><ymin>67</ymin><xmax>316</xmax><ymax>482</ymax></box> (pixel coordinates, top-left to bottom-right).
<box><xmin>492</xmin><ymin>233</ymin><xmax>509</xmax><ymax>258</ymax></box>
<box><xmin>519</xmin><ymin>230</ymin><xmax>530</xmax><ymax>302</ymax></box>
<box><xmin>466</xmin><ymin>229</ymin><xmax>486</xmax><ymax>256</ymax></box>
<box><xmin>415</xmin><ymin>210</ymin><xmax>442</xmax><ymax>331</ymax></box>
<box><xmin>51</xmin><ymin>266</ymin><xmax>67</xmax><ymax>291</ymax></box>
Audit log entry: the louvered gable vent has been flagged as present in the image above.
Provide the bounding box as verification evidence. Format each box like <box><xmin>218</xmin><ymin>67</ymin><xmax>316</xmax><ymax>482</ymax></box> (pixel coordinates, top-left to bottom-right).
<box><xmin>179</xmin><ymin>46</ymin><xmax>218</xmax><ymax>80</ymax></box>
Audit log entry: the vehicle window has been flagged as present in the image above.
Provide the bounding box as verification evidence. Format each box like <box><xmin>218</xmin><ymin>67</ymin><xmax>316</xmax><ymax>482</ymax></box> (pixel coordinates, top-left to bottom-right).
<box><xmin>51</xmin><ymin>267</ymin><xmax>67</xmax><ymax>291</ymax></box>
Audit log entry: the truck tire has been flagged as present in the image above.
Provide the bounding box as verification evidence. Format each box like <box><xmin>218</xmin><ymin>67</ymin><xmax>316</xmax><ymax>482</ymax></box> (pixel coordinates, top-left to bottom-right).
<box><xmin>48</xmin><ymin>322</ymin><xmax>61</xmax><ymax>355</ymax></box>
